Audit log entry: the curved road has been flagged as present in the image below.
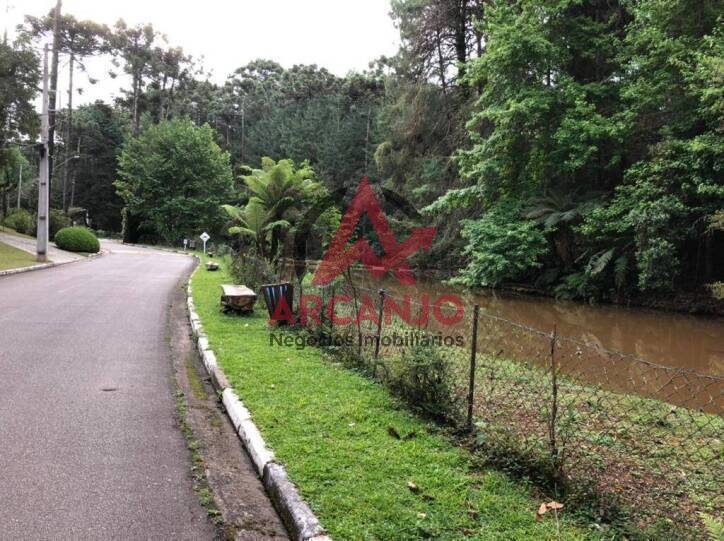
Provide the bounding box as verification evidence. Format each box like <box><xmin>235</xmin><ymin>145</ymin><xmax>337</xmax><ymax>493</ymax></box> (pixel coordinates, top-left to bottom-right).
<box><xmin>0</xmin><ymin>242</ymin><xmax>216</xmax><ymax>539</ymax></box>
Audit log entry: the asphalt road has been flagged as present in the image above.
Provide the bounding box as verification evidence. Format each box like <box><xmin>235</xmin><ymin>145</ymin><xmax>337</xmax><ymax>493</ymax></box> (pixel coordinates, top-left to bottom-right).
<box><xmin>0</xmin><ymin>242</ymin><xmax>217</xmax><ymax>540</ymax></box>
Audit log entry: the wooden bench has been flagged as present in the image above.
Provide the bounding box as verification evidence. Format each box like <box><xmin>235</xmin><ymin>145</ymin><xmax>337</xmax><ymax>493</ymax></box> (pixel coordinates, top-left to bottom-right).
<box><xmin>220</xmin><ymin>284</ymin><xmax>257</xmax><ymax>313</ymax></box>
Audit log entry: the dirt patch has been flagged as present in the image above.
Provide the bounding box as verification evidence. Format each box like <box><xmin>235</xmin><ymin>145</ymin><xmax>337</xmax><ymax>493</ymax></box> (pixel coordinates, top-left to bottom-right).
<box><xmin>168</xmin><ymin>271</ymin><xmax>289</xmax><ymax>541</ymax></box>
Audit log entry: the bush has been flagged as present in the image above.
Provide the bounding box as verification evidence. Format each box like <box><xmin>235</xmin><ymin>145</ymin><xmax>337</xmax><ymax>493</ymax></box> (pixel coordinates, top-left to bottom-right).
<box><xmin>454</xmin><ymin>201</ymin><xmax>548</xmax><ymax>288</ymax></box>
<box><xmin>3</xmin><ymin>208</ymin><xmax>35</xmax><ymax>235</ymax></box>
<box><xmin>54</xmin><ymin>226</ymin><xmax>100</xmax><ymax>253</ymax></box>
<box><xmin>389</xmin><ymin>340</ymin><xmax>461</xmax><ymax>422</ymax></box>
<box><xmin>49</xmin><ymin>209</ymin><xmax>71</xmax><ymax>240</ymax></box>
<box><xmin>230</xmin><ymin>253</ymin><xmax>277</xmax><ymax>289</ymax></box>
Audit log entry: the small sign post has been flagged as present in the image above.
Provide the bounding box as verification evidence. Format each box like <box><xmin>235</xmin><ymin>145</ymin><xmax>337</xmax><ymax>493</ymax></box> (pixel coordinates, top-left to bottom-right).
<box><xmin>199</xmin><ymin>232</ymin><xmax>210</xmax><ymax>255</ymax></box>
<box><xmin>183</xmin><ymin>238</ymin><xmax>188</xmax><ymax>252</ymax></box>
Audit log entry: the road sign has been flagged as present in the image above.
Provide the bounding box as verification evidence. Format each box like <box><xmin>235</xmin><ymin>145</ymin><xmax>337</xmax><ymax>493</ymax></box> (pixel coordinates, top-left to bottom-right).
<box><xmin>200</xmin><ymin>232</ymin><xmax>210</xmax><ymax>254</ymax></box>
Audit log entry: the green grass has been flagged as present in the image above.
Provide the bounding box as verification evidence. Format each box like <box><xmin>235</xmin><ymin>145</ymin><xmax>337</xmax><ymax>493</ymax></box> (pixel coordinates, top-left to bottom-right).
<box><xmin>191</xmin><ymin>257</ymin><xmax>597</xmax><ymax>540</ymax></box>
<box><xmin>0</xmin><ymin>225</ymin><xmax>34</xmax><ymax>239</ymax></box>
<box><xmin>0</xmin><ymin>241</ymin><xmax>39</xmax><ymax>271</ymax></box>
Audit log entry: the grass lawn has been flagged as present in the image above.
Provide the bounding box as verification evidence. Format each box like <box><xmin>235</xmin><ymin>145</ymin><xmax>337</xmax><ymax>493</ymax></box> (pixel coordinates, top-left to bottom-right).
<box><xmin>191</xmin><ymin>257</ymin><xmax>599</xmax><ymax>541</ymax></box>
<box><xmin>0</xmin><ymin>241</ymin><xmax>38</xmax><ymax>271</ymax></box>
<box><xmin>0</xmin><ymin>225</ymin><xmax>34</xmax><ymax>239</ymax></box>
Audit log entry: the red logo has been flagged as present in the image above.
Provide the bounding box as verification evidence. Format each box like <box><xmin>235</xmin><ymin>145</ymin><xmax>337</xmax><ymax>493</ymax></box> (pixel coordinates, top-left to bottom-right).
<box><xmin>312</xmin><ymin>177</ymin><xmax>436</xmax><ymax>286</ymax></box>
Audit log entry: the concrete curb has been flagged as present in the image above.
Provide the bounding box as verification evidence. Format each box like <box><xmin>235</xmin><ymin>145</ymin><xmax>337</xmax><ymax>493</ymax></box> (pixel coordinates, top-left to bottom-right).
<box><xmin>185</xmin><ymin>263</ymin><xmax>330</xmax><ymax>541</ymax></box>
<box><xmin>0</xmin><ymin>249</ymin><xmax>106</xmax><ymax>278</ymax></box>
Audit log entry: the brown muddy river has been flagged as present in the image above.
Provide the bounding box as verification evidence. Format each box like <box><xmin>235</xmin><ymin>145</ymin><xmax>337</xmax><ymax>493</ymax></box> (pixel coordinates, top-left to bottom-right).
<box><xmin>299</xmin><ymin>263</ymin><xmax>724</xmax><ymax>409</ymax></box>
<box><xmin>287</xmin><ymin>262</ymin><xmax>723</xmax><ymax>409</ymax></box>
<box><xmin>396</xmin><ymin>277</ymin><xmax>724</xmax><ymax>378</ymax></box>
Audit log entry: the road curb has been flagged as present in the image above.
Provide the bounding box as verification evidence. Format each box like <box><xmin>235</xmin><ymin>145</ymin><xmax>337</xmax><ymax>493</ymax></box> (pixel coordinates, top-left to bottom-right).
<box><xmin>185</xmin><ymin>265</ymin><xmax>331</xmax><ymax>541</ymax></box>
<box><xmin>0</xmin><ymin>249</ymin><xmax>106</xmax><ymax>278</ymax></box>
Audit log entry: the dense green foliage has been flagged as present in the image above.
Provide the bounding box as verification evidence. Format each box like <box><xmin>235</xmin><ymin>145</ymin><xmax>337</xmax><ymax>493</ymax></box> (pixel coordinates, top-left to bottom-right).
<box><xmin>454</xmin><ymin>201</ymin><xmax>548</xmax><ymax>287</ymax></box>
<box><xmin>7</xmin><ymin>0</ymin><xmax>721</xmax><ymax>302</ymax></box>
<box><xmin>54</xmin><ymin>226</ymin><xmax>100</xmax><ymax>253</ymax></box>
<box><xmin>0</xmin><ymin>37</ymin><xmax>39</xmax><ymax>161</ymax></box>
<box><xmin>115</xmin><ymin>119</ymin><xmax>233</xmax><ymax>242</ymax></box>
<box><xmin>68</xmin><ymin>103</ymin><xmax>125</xmax><ymax>231</ymax></box>
<box><xmin>2</xmin><ymin>208</ymin><xmax>34</xmax><ymax>235</ymax></box>
<box><xmin>49</xmin><ymin>209</ymin><xmax>71</xmax><ymax>240</ymax></box>
<box><xmin>426</xmin><ymin>0</ymin><xmax>723</xmax><ymax>300</ymax></box>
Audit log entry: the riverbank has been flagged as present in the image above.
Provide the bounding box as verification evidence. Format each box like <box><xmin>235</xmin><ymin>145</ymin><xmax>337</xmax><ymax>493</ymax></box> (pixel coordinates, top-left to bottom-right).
<box><xmin>311</xmin><ymin>279</ymin><xmax>722</xmax><ymax>539</ymax></box>
<box><xmin>190</xmin><ymin>257</ymin><xmax>598</xmax><ymax>540</ymax></box>
<box><xmin>498</xmin><ymin>282</ymin><xmax>724</xmax><ymax>317</ymax></box>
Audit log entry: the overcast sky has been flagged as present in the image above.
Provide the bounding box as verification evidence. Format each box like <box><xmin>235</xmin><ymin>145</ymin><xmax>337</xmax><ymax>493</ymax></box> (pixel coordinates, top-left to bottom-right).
<box><xmin>4</xmin><ymin>0</ymin><xmax>400</xmax><ymax>106</ymax></box>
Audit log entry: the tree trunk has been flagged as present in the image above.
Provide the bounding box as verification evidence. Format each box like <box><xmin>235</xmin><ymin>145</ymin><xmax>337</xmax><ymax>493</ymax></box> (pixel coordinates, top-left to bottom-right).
<box><xmin>435</xmin><ymin>28</ymin><xmax>448</xmax><ymax>92</ymax></box>
<box><xmin>133</xmin><ymin>76</ymin><xmax>141</xmax><ymax>136</ymax></box>
<box><xmin>48</xmin><ymin>0</ymin><xmax>62</xmax><ymax>190</ymax></box>
<box><xmin>455</xmin><ymin>0</ymin><xmax>468</xmax><ymax>80</ymax></box>
<box><xmin>69</xmin><ymin>137</ymin><xmax>80</xmax><ymax>210</ymax></box>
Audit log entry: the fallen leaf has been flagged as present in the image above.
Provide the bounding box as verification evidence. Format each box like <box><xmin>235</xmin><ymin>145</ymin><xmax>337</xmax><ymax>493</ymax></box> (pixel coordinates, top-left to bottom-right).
<box><xmin>407</xmin><ymin>481</ymin><xmax>420</xmax><ymax>493</ymax></box>
<box><xmin>417</xmin><ymin>512</ymin><xmax>427</xmax><ymax>519</ymax></box>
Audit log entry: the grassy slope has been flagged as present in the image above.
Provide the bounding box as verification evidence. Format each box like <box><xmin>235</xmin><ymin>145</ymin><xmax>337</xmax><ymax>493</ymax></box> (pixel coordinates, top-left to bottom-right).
<box><xmin>0</xmin><ymin>241</ymin><xmax>38</xmax><ymax>271</ymax></box>
<box><xmin>0</xmin><ymin>226</ymin><xmax>34</xmax><ymax>239</ymax></box>
<box><xmin>191</xmin><ymin>258</ymin><xmax>596</xmax><ymax>541</ymax></box>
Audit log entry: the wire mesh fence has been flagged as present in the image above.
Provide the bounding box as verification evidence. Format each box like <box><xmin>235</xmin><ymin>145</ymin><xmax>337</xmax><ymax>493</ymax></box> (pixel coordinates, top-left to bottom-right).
<box><xmin>276</xmin><ymin>265</ymin><xmax>723</xmax><ymax>530</ymax></box>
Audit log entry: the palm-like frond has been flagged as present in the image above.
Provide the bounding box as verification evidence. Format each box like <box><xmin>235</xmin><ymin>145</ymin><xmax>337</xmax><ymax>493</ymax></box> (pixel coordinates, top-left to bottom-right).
<box><xmin>587</xmin><ymin>248</ymin><xmax>615</xmax><ymax>276</ymax></box>
<box><xmin>614</xmin><ymin>254</ymin><xmax>628</xmax><ymax>289</ymax></box>
<box><xmin>525</xmin><ymin>191</ymin><xmax>603</xmax><ymax>229</ymax></box>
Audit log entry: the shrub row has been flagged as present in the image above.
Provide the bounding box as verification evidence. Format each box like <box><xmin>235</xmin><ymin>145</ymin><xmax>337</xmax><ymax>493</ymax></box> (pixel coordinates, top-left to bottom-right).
<box><xmin>2</xmin><ymin>208</ymin><xmax>72</xmax><ymax>239</ymax></box>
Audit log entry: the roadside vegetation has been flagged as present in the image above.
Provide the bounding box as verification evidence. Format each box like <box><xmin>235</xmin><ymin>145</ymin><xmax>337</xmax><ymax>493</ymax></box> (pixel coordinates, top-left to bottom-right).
<box><xmin>53</xmin><ymin>226</ymin><xmax>100</xmax><ymax>253</ymax></box>
<box><xmin>191</xmin><ymin>257</ymin><xmax>602</xmax><ymax>541</ymax></box>
<box><xmin>0</xmin><ymin>241</ymin><xmax>37</xmax><ymax>271</ymax></box>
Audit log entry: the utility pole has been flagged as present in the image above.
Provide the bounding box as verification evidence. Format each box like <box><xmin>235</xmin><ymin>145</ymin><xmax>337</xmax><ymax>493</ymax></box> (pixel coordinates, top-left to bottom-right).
<box><xmin>16</xmin><ymin>162</ymin><xmax>22</xmax><ymax>209</ymax></box>
<box><xmin>37</xmin><ymin>44</ymin><xmax>50</xmax><ymax>262</ymax></box>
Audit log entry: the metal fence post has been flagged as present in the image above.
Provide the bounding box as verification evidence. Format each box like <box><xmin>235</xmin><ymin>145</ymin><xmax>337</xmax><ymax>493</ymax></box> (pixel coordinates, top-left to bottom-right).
<box><xmin>329</xmin><ymin>284</ymin><xmax>335</xmax><ymax>338</ymax></box>
<box><xmin>548</xmin><ymin>325</ymin><xmax>560</xmax><ymax>479</ymax></box>
<box><xmin>374</xmin><ymin>289</ymin><xmax>386</xmax><ymax>359</ymax></box>
<box><xmin>467</xmin><ymin>304</ymin><xmax>480</xmax><ymax>431</ymax></box>
<box><xmin>319</xmin><ymin>285</ymin><xmax>326</xmax><ymax>341</ymax></box>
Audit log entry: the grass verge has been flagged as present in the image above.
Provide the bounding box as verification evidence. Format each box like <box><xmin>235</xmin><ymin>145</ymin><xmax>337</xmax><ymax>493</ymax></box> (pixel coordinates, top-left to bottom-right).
<box><xmin>0</xmin><ymin>226</ymin><xmax>34</xmax><ymax>239</ymax></box>
<box><xmin>0</xmin><ymin>241</ymin><xmax>40</xmax><ymax>271</ymax></box>
<box><xmin>191</xmin><ymin>257</ymin><xmax>602</xmax><ymax>540</ymax></box>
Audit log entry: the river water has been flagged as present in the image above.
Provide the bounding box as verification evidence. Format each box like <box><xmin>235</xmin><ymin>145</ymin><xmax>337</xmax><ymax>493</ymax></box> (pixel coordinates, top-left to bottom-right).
<box><xmin>398</xmin><ymin>277</ymin><xmax>724</xmax><ymax>378</ymax></box>
<box><xmin>287</xmin><ymin>263</ymin><xmax>723</xmax><ymax>409</ymax></box>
